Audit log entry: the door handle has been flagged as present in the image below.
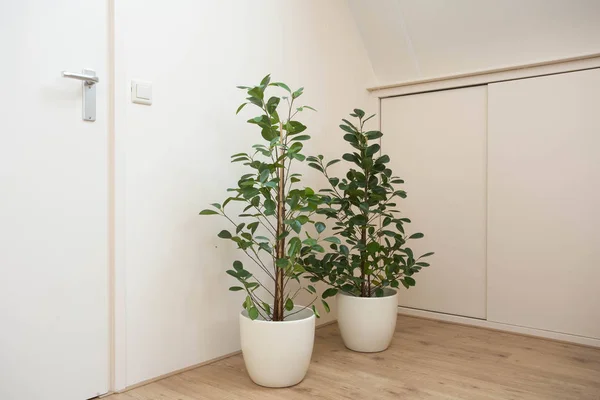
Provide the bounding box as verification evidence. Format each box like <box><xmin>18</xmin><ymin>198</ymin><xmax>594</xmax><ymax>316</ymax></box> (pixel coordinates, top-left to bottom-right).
<box><xmin>62</xmin><ymin>71</ymin><xmax>99</xmax><ymax>85</ymax></box>
<box><xmin>62</xmin><ymin>68</ymin><xmax>98</xmax><ymax>122</ymax></box>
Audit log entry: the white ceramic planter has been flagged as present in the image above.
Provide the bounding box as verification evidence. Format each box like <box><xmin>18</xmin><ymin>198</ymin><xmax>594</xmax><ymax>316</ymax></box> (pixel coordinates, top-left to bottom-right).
<box><xmin>337</xmin><ymin>288</ymin><xmax>398</xmax><ymax>352</ymax></box>
<box><xmin>239</xmin><ymin>306</ymin><xmax>315</xmax><ymax>388</ymax></box>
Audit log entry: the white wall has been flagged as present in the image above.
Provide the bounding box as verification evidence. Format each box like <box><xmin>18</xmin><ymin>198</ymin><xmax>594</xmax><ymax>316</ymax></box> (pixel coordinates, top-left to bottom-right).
<box><xmin>114</xmin><ymin>0</ymin><xmax>377</xmax><ymax>387</ymax></box>
<box><xmin>348</xmin><ymin>0</ymin><xmax>600</xmax><ymax>84</ymax></box>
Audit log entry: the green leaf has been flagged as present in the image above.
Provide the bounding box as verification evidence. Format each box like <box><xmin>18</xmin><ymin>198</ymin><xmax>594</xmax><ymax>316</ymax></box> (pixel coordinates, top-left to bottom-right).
<box><xmin>285</xmin><ymin>298</ymin><xmax>294</xmax><ymax>311</ymax></box>
<box><xmin>218</xmin><ymin>230</ymin><xmax>232</xmax><ymax>239</ymax></box>
<box><xmin>312</xmin><ymin>305</ymin><xmax>320</xmax><ymax>318</ymax></box>
<box><xmin>315</xmin><ymin>222</ymin><xmax>326</xmax><ymax>234</ymax></box>
<box><xmin>261</xmin><ymin>127</ymin><xmax>277</xmax><ymax>141</ymax></box>
<box><xmin>365</xmin><ymin>130</ymin><xmax>383</xmax><ymax>140</ymax></box>
<box><xmin>322</xmin><ymin>288</ymin><xmax>338</xmax><ymax>299</ymax></box>
<box><xmin>285</xmin><ymin>121</ymin><xmax>307</xmax><ymax>134</ymax></box>
<box><xmin>287</xmin><ymin>237</ymin><xmax>301</xmax><ymax>257</ymax></box>
<box><xmin>269</xmin><ymin>82</ymin><xmax>291</xmax><ymax>92</ymax></box>
<box><xmin>236</xmin><ymin>103</ymin><xmax>247</xmax><ymax>115</ymax></box>
<box><xmin>260</xmin><ymin>74</ymin><xmax>271</xmax><ymax>86</ymax></box>
<box><xmin>292</xmin><ymin>87</ymin><xmax>304</xmax><ymax>99</ymax></box>
<box><xmin>420</xmin><ymin>252</ymin><xmax>435</xmax><ymax>258</ymax></box>
<box><xmin>409</xmin><ymin>233</ymin><xmax>424</xmax><ymax>239</ymax></box>
<box><xmin>312</xmin><ymin>244</ymin><xmax>325</xmax><ymax>253</ymax></box>
<box><xmin>286</xmin><ymin>219</ymin><xmax>301</xmax><ymax>234</ymax></box>
<box><xmin>259</xmin><ymin>169</ymin><xmax>270</xmax><ymax>183</ymax></box>
<box><xmin>264</xmin><ymin>199</ymin><xmax>276</xmax><ymax>215</ymax></box>
<box><xmin>248</xmin><ymin>306</ymin><xmax>259</xmax><ymax>320</ymax></box>
<box><xmin>340</xmin><ymin>125</ymin><xmax>357</xmax><ymax>135</ymax></box>
<box><xmin>233</xmin><ymin>260</ymin><xmax>243</xmax><ymax>271</ymax></box>
<box><xmin>340</xmin><ymin>245</ymin><xmax>349</xmax><ymax>256</ymax></box>
<box><xmin>248</xmin><ymin>87</ymin><xmax>264</xmax><ymax>101</ymax></box>
<box><xmin>366</xmin><ymin>143</ymin><xmax>380</xmax><ymax>157</ymax></box>
<box><xmin>324</xmin><ymin>236</ymin><xmax>341</xmax><ymax>244</ymax></box>
<box><xmin>199</xmin><ymin>209</ymin><xmax>219</xmax><ymax>215</ymax></box>
<box><xmin>229</xmin><ymin>286</ymin><xmax>244</xmax><ymax>291</ymax></box>
<box><xmin>266</xmin><ymin>96</ymin><xmax>280</xmax><ymax>114</ymax></box>
<box><xmin>289</xmin><ymin>142</ymin><xmax>303</xmax><ymax>154</ymax></box>
<box><xmin>375</xmin><ymin>155</ymin><xmax>390</xmax><ymax>164</ymax></box>
<box><xmin>353</xmin><ymin>109</ymin><xmax>365</xmax><ymax>118</ymax></box>
<box><xmin>290</xmin><ymin>135</ymin><xmax>311</xmax><ymax>141</ymax></box>
<box><xmin>247</xmin><ymin>221</ymin><xmax>259</xmax><ymax>234</ymax></box>
<box><xmin>404</xmin><ymin>276</ymin><xmax>416</xmax><ymax>286</ymax></box>
<box><xmin>307</xmin><ymin>285</ymin><xmax>316</xmax><ymax>294</ymax></box>
<box><xmin>363</xmin><ymin>114</ymin><xmax>376</xmax><ymax>124</ymax></box>
<box><xmin>262</xmin><ymin>302</ymin><xmax>271</xmax><ymax>315</ymax></box>
<box><xmin>321</xmin><ymin>300</ymin><xmax>330</xmax><ymax>313</ymax></box>
<box><xmin>297</xmin><ymin>105</ymin><xmax>317</xmax><ymax>112</ymax></box>
<box><xmin>276</xmin><ymin>258</ymin><xmax>289</xmax><ymax>268</ymax></box>
<box><xmin>394</xmin><ymin>190</ymin><xmax>407</xmax><ymax>199</ymax></box>
<box><xmin>308</xmin><ymin>162</ymin><xmax>324</xmax><ymax>172</ymax></box>
<box><xmin>296</xmin><ymin>215</ymin><xmax>309</xmax><ymax>225</ymax></box>
<box><xmin>226</xmin><ymin>270</ymin><xmax>238</xmax><ymax>278</ymax></box>
<box><xmin>326</xmin><ymin>159</ymin><xmax>340</xmax><ymax>168</ymax></box>
<box><xmin>366</xmin><ymin>241</ymin><xmax>380</xmax><ymax>254</ymax></box>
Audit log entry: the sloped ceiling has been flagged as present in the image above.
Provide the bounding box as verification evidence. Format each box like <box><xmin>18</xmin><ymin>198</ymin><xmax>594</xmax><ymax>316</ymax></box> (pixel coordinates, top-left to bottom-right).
<box><xmin>348</xmin><ymin>0</ymin><xmax>600</xmax><ymax>85</ymax></box>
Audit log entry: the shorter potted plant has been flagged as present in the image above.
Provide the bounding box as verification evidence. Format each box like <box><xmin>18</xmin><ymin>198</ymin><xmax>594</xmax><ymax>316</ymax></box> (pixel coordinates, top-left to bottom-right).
<box><xmin>304</xmin><ymin>109</ymin><xmax>433</xmax><ymax>352</ymax></box>
<box><xmin>200</xmin><ymin>76</ymin><xmax>331</xmax><ymax>387</ymax></box>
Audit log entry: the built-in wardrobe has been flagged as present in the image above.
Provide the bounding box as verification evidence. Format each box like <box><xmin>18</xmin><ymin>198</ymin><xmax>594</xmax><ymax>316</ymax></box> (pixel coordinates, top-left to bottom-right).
<box><xmin>381</xmin><ymin>67</ymin><xmax>600</xmax><ymax>346</ymax></box>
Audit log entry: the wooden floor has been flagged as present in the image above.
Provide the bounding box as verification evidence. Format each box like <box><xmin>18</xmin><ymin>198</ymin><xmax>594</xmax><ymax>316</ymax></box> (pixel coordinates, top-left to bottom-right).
<box><xmin>109</xmin><ymin>315</ymin><xmax>600</xmax><ymax>400</ymax></box>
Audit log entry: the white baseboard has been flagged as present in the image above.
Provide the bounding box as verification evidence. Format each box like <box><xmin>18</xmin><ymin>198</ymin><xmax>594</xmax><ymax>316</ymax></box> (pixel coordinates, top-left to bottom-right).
<box><xmin>397</xmin><ymin>306</ymin><xmax>600</xmax><ymax>348</ymax></box>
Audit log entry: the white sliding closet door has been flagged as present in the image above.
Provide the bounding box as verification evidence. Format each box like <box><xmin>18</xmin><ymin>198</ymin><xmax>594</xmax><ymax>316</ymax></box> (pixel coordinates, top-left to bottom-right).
<box><xmin>487</xmin><ymin>69</ymin><xmax>600</xmax><ymax>339</ymax></box>
<box><xmin>381</xmin><ymin>86</ymin><xmax>487</xmax><ymax>319</ymax></box>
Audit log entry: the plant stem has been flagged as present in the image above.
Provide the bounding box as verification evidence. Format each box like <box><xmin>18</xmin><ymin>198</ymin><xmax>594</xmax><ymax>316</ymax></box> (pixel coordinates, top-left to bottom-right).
<box><xmin>273</xmin><ymin>122</ymin><xmax>286</xmax><ymax>321</ymax></box>
<box><xmin>360</xmin><ymin>225</ymin><xmax>367</xmax><ymax>297</ymax></box>
<box><xmin>359</xmin><ymin>120</ymin><xmax>370</xmax><ymax>298</ymax></box>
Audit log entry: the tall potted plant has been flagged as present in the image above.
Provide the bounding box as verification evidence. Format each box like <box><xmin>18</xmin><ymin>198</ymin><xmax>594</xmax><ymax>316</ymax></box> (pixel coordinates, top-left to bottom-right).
<box><xmin>200</xmin><ymin>75</ymin><xmax>332</xmax><ymax>387</ymax></box>
<box><xmin>304</xmin><ymin>109</ymin><xmax>433</xmax><ymax>352</ymax></box>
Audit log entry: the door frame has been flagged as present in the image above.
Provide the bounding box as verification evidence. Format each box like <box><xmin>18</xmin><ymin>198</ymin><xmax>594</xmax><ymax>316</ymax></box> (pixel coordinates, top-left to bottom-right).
<box><xmin>108</xmin><ymin>0</ymin><xmax>128</xmax><ymax>392</ymax></box>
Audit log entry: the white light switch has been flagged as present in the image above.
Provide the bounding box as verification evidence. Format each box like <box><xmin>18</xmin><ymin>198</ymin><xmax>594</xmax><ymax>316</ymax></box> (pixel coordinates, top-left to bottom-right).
<box><xmin>132</xmin><ymin>80</ymin><xmax>152</xmax><ymax>105</ymax></box>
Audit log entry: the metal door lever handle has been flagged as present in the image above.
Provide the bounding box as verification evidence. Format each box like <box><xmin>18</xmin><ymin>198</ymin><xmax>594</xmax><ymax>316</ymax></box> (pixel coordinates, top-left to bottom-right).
<box><xmin>62</xmin><ymin>71</ymin><xmax>99</xmax><ymax>85</ymax></box>
<box><xmin>62</xmin><ymin>69</ymin><xmax>98</xmax><ymax>121</ymax></box>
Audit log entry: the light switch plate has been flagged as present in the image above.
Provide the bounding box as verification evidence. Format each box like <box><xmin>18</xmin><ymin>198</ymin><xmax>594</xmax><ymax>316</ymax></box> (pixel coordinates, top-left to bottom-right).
<box><xmin>131</xmin><ymin>80</ymin><xmax>152</xmax><ymax>105</ymax></box>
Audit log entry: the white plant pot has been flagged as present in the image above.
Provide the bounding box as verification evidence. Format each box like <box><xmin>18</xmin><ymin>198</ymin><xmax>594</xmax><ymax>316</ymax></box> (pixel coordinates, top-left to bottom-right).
<box><xmin>336</xmin><ymin>288</ymin><xmax>398</xmax><ymax>352</ymax></box>
<box><xmin>239</xmin><ymin>306</ymin><xmax>315</xmax><ymax>388</ymax></box>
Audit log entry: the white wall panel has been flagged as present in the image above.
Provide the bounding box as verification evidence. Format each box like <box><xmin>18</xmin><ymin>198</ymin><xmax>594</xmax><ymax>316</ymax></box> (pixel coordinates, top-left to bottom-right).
<box><xmin>487</xmin><ymin>69</ymin><xmax>600</xmax><ymax>339</ymax></box>
<box><xmin>381</xmin><ymin>86</ymin><xmax>487</xmax><ymax>318</ymax></box>
<box><xmin>115</xmin><ymin>0</ymin><xmax>377</xmax><ymax>387</ymax></box>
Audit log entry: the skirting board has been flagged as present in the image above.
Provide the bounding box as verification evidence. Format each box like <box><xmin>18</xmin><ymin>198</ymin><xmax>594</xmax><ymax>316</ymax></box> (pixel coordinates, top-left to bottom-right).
<box><xmin>397</xmin><ymin>306</ymin><xmax>600</xmax><ymax>348</ymax></box>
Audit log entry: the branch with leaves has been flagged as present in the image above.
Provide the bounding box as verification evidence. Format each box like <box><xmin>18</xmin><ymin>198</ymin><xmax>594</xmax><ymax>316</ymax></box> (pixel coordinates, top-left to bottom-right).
<box><xmin>200</xmin><ymin>75</ymin><xmax>335</xmax><ymax>320</ymax></box>
<box><xmin>303</xmin><ymin>109</ymin><xmax>434</xmax><ymax>298</ymax></box>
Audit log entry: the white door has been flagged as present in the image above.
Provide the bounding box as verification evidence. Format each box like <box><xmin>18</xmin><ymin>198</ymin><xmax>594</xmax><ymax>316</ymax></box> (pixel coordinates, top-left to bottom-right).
<box><xmin>381</xmin><ymin>86</ymin><xmax>488</xmax><ymax>319</ymax></box>
<box><xmin>0</xmin><ymin>1</ymin><xmax>109</xmax><ymax>399</ymax></box>
<box><xmin>487</xmin><ymin>69</ymin><xmax>600</xmax><ymax>339</ymax></box>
